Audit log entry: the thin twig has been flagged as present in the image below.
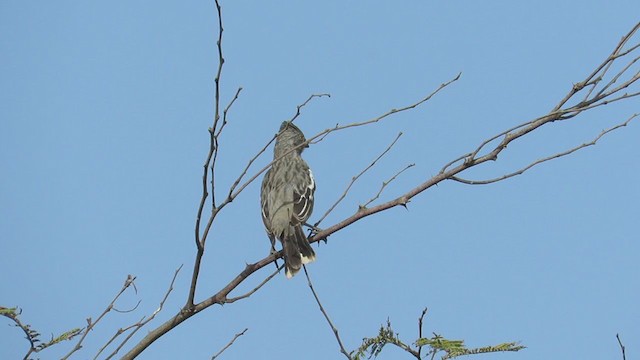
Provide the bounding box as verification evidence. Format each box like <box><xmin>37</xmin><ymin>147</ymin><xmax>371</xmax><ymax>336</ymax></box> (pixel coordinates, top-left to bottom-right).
<box><xmin>226</xmin><ymin>266</ymin><xmax>281</xmax><ymax>303</ymax></box>
<box><xmin>211</xmin><ymin>328</ymin><xmax>248</xmax><ymax>360</ymax></box>
<box><xmin>361</xmin><ymin>163</ymin><xmax>415</xmax><ymax>209</ymax></box>
<box><xmin>289</xmin><ymin>93</ymin><xmax>331</xmax><ymax>125</ymax></box>
<box><xmin>309</xmin><ymin>74</ymin><xmax>461</xmax><ymax>146</ymax></box>
<box><xmin>417</xmin><ymin>308</ymin><xmax>428</xmax><ymax>358</ymax></box>
<box><xmin>112</xmin><ymin>300</ymin><xmax>141</xmax><ymax>314</ymax></box>
<box><xmin>211</xmin><ymin>86</ymin><xmax>243</xmax><ymax>207</ymax></box>
<box><xmin>315</xmin><ymin>132</ymin><xmax>403</xmax><ymax>226</ymax></box>
<box><xmin>95</xmin><ymin>266</ymin><xmax>182</xmax><ymax>360</ymax></box>
<box><xmin>215</xmin><ymin>87</ymin><xmax>243</xmax><ymax>138</ymax></box>
<box><xmin>94</xmin><ymin>321</ymin><xmax>140</xmax><ymax>360</ymax></box>
<box><xmin>303</xmin><ymin>266</ymin><xmax>352</xmax><ymax>360</ymax></box>
<box><xmin>616</xmin><ymin>334</ymin><xmax>626</xmax><ymax>360</ymax></box>
<box><xmin>62</xmin><ymin>275</ymin><xmax>137</xmax><ymax>360</ymax></box>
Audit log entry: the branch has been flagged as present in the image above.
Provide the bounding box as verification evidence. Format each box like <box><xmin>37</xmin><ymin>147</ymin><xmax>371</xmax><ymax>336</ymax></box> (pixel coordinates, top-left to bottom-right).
<box><xmin>226</xmin><ymin>266</ymin><xmax>281</xmax><ymax>303</ymax></box>
<box><xmin>96</xmin><ymin>266</ymin><xmax>182</xmax><ymax>360</ymax></box>
<box><xmin>289</xmin><ymin>93</ymin><xmax>331</xmax><ymax>125</ymax></box>
<box><xmin>210</xmin><ymin>86</ymin><xmax>243</xmax><ymax>206</ymax></box>
<box><xmin>210</xmin><ymin>328</ymin><xmax>248</xmax><ymax>360</ymax></box>
<box><xmin>62</xmin><ymin>275</ymin><xmax>138</xmax><ymax>359</ymax></box>
<box><xmin>310</xmin><ymin>73</ymin><xmax>461</xmax><ymax>146</ymax></box>
<box><xmin>303</xmin><ymin>266</ymin><xmax>352</xmax><ymax>360</ymax></box>
<box><xmin>417</xmin><ymin>308</ymin><xmax>428</xmax><ymax>359</ymax></box>
<box><xmin>450</xmin><ymin>114</ymin><xmax>637</xmax><ymax>184</ymax></box>
<box><xmin>616</xmin><ymin>334</ymin><xmax>626</xmax><ymax>360</ymax></box>
<box><xmin>315</xmin><ymin>132</ymin><xmax>403</xmax><ymax>226</ymax></box>
<box><xmin>189</xmin><ymin>0</ymin><xmax>227</xmax><ymax>309</ymax></box>
<box><xmin>361</xmin><ymin>163</ymin><xmax>415</xmax><ymax>209</ymax></box>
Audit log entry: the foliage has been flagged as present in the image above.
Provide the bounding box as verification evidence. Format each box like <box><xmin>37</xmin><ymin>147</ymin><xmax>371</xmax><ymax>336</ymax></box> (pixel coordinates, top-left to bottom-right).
<box><xmin>1</xmin><ymin>306</ymin><xmax>82</xmax><ymax>359</ymax></box>
<box><xmin>353</xmin><ymin>318</ymin><xmax>525</xmax><ymax>360</ymax></box>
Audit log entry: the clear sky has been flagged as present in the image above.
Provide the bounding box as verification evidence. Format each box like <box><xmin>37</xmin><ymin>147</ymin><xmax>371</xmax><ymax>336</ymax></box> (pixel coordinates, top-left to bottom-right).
<box><xmin>1</xmin><ymin>1</ymin><xmax>639</xmax><ymax>359</ymax></box>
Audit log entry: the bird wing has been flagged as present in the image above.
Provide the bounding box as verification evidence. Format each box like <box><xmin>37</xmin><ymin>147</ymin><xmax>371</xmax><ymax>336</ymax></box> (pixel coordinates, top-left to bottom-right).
<box><xmin>292</xmin><ymin>166</ymin><xmax>315</xmax><ymax>225</ymax></box>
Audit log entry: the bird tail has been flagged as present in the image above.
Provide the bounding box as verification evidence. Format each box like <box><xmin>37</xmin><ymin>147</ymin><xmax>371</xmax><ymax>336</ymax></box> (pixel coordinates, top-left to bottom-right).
<box><xmin>283</xmin><ymin>225</ymin><xmax>316</xmax><ymax>279</ymax></box>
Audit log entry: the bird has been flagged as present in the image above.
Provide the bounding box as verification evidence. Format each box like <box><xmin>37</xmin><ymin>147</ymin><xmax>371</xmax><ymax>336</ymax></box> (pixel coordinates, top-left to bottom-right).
<box><xmin>260</xmin><ymin>121</ymin><xmax>316</xmax><ymax>278</ymax></box>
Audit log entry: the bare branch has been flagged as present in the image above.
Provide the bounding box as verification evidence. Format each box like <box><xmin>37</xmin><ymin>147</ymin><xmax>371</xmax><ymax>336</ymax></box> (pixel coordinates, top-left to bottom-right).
<box><xmin>417</xmin><ymin>308</ymin><xmax>428</xmax><ymax>359</ymax></box>
<box><xmin>61</xmin><ymin>275</ymin><xmax>137</xmax><ymax>359</ymax></box>
<box><xmin>215</xmin><ymin>86</ymin><xmax>243</xmax><ymax>138</ymax></box>
<box><xmin>211</xmin><ymin>0</ymin><xmax>225</xmax><ymax>138</ymax></box>
<box><xmin>310</xmin><ymin>73</ymin><xmax>461</xmax><ymax>146</ymax></box>
<box><xmin>289</xmin><ymin>93</ymin><xmax>331</xmax><ymax>125</ymax></box>
<box><xmin>211</xmin><ymin>86</ymin><xmax>243</xmax><ymax>207</ymax></box>
<box><xmin>553</xmin><ymin>22</ymin><xmax>640</xmax><ymax>112</ymax></box>
<box><xmin>226</xmin><ymin>266</ymin><xmax>281</xmax><ymax>303</ymax></box>
<box><xmin>458</xmin><ymin>24</ymin><xmax>639</xmax><ymax>169</ymax></box>
<box><xmin>451</xmin><ymin>114</ymin><xmax>637</xmax><ymax>185</ymax></box>
<box><xmin>303</xmin><ymin>266</ymin><xmax>352</xmax><ymax>360</ymax></box>
<box><xmin>361</xmin><ymin>163</ymin><xmax>415</xmax><ymax>209</ymax></box>
<box><xmin>94</xmin><ymin>266</ymin><xmax>182</xmax><ymax>360</ymax></box>
<box><xmin>210</xmin><ymin>328</ymin><xmax>248</xmax><ymax>360</ymax></box>
<box><xmin>105</xmin><ymin>266</ymin><xmax>181</xmax><ymax>360</ymax></box>
<box><xmin>616</xmin><ymin>334</ymin><xmax>626</xmax><ymax>360</ymax></box>
<box><xmin>189</xmin><ymin>0</ymin><xmax>226</xmax><ymax>309</ymax></box>
<box><xmin>315</xmin><ymin>132</ymin><xmax>403</xmax><ymax>226</ymax></box>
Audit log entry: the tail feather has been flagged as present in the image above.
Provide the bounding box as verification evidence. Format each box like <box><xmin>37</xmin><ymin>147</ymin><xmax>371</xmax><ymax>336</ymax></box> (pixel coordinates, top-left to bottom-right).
<box><xmin>282</xmin><ymin>226</ymin><xmax>316</xmax><ymax>278</ymax></box>
<box><xmin>283</xmin><ymin>235</ymin><xmax>301</xmax><ymax>279</ymax></box>
<box><xmin>294</xmin><ymin>225</ymin><xmax>316</xmax><ymax>264</ymax></box>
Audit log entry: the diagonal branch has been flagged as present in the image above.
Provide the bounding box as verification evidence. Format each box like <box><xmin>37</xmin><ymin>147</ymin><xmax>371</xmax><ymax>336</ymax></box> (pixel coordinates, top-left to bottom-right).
<box><xmin>315</xmin><ymin>132</ymin><xmax>403</xmax><ymax>226</ymax></box>
<box><xmin>226</xmin><ymin>266</ymin><xmax>281</xmax><ymax>303</ymax></box>
<box><xmin>210</xmin><ymin>328</ymin><xmax>248</xmax><ymax>360</ymax></box>
<box><xmin>361</xmin><ymin>163</ymin><xmax>415</xmax><ymax>209</ymax></box>
<box><xmin>100</xmin><ymin>266</ymin><xmax>182</xmax><ymax>360</ymax></box>
<box><xmin>62</xmin><ymin>275</ymin><xmax>137</xmax><ymax>360</ymax></box>
<box><xmin>303</xmin><ymin>266</ymin><xmax>352</xmax><ymax>360</ymax></box>
<box><xmin>616</xmin><ymin>334</ymin><xmax>626</xmax><ymax>360</ymax></box>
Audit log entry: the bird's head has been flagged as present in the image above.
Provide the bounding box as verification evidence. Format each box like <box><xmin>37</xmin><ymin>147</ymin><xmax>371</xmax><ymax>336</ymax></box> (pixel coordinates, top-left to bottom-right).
<box><xmin>274</xmin><ymin>121</ymin><xmax>308</xmax><ymax>156</ymax></box>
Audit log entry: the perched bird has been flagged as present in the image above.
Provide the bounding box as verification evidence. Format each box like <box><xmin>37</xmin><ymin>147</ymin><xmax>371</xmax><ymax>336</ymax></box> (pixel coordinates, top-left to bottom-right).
<box><xmin>260</xmin><ymin>121</ymin><xmax>316</xmax><ymax>278</ymax></box>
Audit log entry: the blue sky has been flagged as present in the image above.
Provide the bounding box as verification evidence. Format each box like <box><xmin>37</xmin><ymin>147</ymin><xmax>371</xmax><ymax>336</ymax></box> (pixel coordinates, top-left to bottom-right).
<box><xmin>1</xmin><ymin>1</ymin><xmax>639</xmax><ymax>359</ymax></box>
